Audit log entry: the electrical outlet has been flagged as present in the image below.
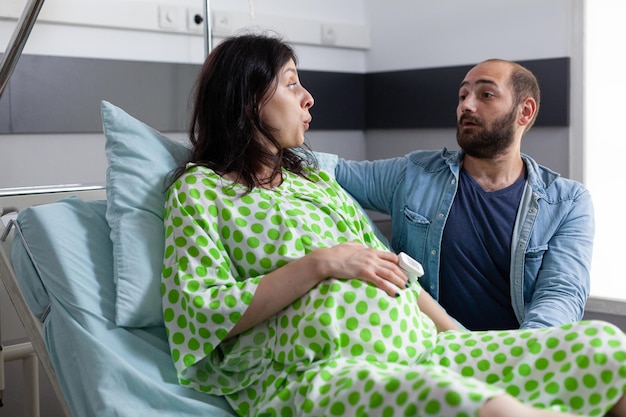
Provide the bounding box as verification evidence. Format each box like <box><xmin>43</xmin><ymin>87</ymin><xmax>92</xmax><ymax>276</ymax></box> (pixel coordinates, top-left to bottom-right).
<box><xmin>212</xmin><ymin>11</ymin><xmax>232</xmax><ymax>37</ymax></box>
<box><xmin>158</xmin><ymin>5</ymin><xmax>180</xmax><ymax>30</ymax></box>
<box><xmin>187</xmin><ymin>8</ymin><xmax>204</xmax><ymax>34</ymax></box>
<box><xmin>321</xmin><ymin>24</ymin><xmax>337</xmax><ymax>45</ymax></box>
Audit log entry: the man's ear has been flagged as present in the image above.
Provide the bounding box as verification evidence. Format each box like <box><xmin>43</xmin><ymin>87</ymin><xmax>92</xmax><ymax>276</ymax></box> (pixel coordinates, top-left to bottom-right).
<box><xmin>519</xmin><ymin>97</ymin><xmax>537</xmax><ymax>128</ymax></box>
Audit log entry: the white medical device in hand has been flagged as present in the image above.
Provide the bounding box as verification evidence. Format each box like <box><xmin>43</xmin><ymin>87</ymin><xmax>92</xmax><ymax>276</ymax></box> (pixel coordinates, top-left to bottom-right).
<box><xmin>398</xmin><ymin>252</ymin><xmax>424</xmax><ymax>281</ymax></box>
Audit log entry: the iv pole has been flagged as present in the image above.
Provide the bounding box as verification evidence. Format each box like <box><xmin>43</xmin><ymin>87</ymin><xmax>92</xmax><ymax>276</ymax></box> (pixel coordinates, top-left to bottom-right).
<box><xmin>203</xmin><ymin>0</ymin><xmax>213</xmax><ymax>56</ymax></box>
<box><xmin>0</xmin><ymin>0</ymin><xmax>45</xmax><ymax>100</ymax></box>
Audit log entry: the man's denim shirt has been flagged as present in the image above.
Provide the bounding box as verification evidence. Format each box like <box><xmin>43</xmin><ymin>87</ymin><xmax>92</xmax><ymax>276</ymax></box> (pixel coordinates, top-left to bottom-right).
<box><xmin>326</xmin><ymin>149</ymin><xmax>594</xmax><ymax>329</ymax></box>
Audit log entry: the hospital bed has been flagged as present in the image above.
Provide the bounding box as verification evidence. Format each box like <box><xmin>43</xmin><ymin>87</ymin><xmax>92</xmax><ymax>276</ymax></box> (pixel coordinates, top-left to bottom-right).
<box><xmin>0</xmin><ymin>1</ymin><xmax>241</xmax><ymax>414</ymax></box>
<box><xmin>0</xmin><ymin>101</ymin><xmax>242</xmax><ymax>417</ymax></box>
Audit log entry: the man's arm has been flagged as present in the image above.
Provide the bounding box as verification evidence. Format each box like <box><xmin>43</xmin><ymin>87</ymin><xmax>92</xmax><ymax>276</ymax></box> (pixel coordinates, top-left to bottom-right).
<box><xmin>333</xmin><ymin>156</ymin><xmax>407</xmax><ymax>215</ymax></box>
<box><xmin>314</xmin><ymin>151</ymin><xmax>396</xmax><ymax>248</ymax></box>
<box><xmin>520</xmin><ymin>190</ymin><xmax>594</xmax><ymax>328</ymax></box>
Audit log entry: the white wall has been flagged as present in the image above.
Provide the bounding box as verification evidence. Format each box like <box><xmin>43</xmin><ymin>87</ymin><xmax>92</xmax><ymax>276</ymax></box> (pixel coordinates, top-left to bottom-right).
<box><xmin>1</xmin><ymin>0</ymin><xmax>369</xmax><ymax>66</ymax></box>
<box><xmin>583</xmin><ymin>1</ymin><xmax>626</xmax><ymax>301</ymax></box>
<box><xmin>365</xmin><ymin>0</ymin><xmax>577</xmax><ymax>72</ymax></box>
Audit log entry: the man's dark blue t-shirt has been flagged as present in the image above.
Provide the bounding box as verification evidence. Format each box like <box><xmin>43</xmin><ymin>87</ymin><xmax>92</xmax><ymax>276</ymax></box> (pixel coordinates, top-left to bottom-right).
<box><xmin>439</xmin><ymin>168</ymin><xmax>526</xmax><ymax>330</ymax></box>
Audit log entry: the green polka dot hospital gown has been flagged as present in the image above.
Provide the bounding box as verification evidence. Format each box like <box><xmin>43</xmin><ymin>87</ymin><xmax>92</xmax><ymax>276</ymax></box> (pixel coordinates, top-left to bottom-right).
<box><xmin>162</xmin><ymin>164</ymin><xmax>626</xmax><ymax>417</ymax></box>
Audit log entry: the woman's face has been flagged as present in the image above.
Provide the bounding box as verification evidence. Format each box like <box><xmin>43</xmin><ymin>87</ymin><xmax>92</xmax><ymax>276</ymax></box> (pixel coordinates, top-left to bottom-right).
<box><xmin>259</xmin><ymin>59</ymin><xmax>314</xmax><ymax>152</ymax></box>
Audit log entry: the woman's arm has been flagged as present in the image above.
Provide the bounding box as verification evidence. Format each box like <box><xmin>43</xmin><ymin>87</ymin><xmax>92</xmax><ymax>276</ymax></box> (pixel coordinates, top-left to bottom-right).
<box><xmin>416</xmin><ymin>287</ymin><xmax>460</xmax><ymax>332</ymax></box>
<box><xmin>228</xmin><ymin>243</ymin><xmax>409</xmax><ymax>338</ymax></box>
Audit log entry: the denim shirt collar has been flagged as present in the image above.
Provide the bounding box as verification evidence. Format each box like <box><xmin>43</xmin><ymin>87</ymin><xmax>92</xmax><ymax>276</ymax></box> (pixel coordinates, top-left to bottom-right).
<box><xmin>443</xmin><ymin>149</ymin><xmax>560</xmax><ymax>199</ymax></box>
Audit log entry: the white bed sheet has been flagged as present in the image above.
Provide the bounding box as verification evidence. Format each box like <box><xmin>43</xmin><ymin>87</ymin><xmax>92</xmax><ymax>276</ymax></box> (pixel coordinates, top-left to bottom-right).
<box><xmin>10</xmin><ymin>196</ymin><xmax>237</xmax><ymax>417</ymax></box>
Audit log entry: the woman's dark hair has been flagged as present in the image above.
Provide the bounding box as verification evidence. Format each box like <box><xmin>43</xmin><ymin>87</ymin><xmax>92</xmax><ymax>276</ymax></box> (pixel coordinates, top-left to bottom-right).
<box><xmin>175</xmin><ymin>33</ymin><xmax>315</xmax><ymax>191</ymax></box>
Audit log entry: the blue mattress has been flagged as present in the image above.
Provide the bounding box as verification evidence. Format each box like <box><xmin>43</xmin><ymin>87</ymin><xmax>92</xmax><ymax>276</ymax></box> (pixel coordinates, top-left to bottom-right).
<box><xmin>10</xmin><ymin>196</ymin><xmax>237</xmax><ymax>417</ymax></box>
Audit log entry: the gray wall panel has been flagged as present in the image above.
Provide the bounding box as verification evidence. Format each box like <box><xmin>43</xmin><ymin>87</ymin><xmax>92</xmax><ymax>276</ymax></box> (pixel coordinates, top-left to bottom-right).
<box><xmin>3</xmin><ymin>55</ymin><xmax>569</xmax><ymax>134</ymax></box>
<box><xmin>0</xmin><ymin>52</ymin><xmax>10</xmax><ymax>133</ymax></box>
<box><xmin>4</xmin><ymin>55</ymin><xmax>366</xmax><ymax>134</ymax></box>
<box><xmin>9</xmin><ymin>55</ymin><xmax>199</xmax><ymax>133</ymax></box>
<box><xmin>366</xmin><ymin>58</ymin><xmax>570</xmax><ymax>129</ymax></box>
<box><xmin>299</xmin><ymin>71</ymin><xmax>365</xmax><ymax>130</ymax></box>
<box><xmin>0</xmin><ymin>84</ymin><xmax>10</xmax><ymax>134</ymax></box>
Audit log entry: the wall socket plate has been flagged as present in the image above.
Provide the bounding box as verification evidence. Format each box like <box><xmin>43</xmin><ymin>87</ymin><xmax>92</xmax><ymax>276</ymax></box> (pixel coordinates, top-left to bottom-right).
<box><xmin>158</xmin><ymin>5</ymin><xmax>180</xmax><ymax>30</ymax></box>
<box><xmin>187</xmin><ymin>8</ymin><xmax>204</xmax><ymax>34</ymax></box>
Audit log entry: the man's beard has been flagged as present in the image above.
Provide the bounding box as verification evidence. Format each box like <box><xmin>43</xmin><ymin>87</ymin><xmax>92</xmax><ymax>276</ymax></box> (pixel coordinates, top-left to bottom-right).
<box><xmin>456</xmin><ymin>108</ymin><xmax>516</xmax><ymax>159</ymax></box>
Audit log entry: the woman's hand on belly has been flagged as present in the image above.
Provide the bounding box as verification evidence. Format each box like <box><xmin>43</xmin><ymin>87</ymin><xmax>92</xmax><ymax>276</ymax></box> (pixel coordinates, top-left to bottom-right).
<box><xmin>312</xmin><ymin>242</ymin><xmax>409</xmax><ymax>297</ymax></box>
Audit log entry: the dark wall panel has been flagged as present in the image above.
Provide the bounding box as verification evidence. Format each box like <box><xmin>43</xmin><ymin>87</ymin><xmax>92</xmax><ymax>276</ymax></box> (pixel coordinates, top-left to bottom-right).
<box><xmin>7</xmin><ymin>55</ymin><xmax>200</xmax><ymax>133</ymax></box>
<box><xmin>1</xmin><ymin>54</ymin><xmax>364</xmax><ymax>133</ymax></box>
<box><xmin>366</xmin><ymin>65</ymin><xmax>466</xmax><ymax>129</ymax></box>
<box><xmin>0</xmin><ymin>83</ymin><xmax>10</xmax><ymax>134</ymax></box>
<box><xmin>522</xmin><ymin>58</ymin><xmax>570</xmax><ymax>126</ymax></box>
<box><xmin>0</xmin><ymin>52</ymin><xmax>11</xmax><ymax>133</ymax></box>
<box><xmin>0</xmin><ymin>55</ymin><xmax>568</xmax><ymax>134</ymax></box>
<box><xmin>365</xmin><ymin>57</ymin><xmax>570</xmax><ymax>129</ymax></box>
<box><xmin>299</xmin><ymin>71</ymin><xmax>365</xmax><ymax>130</ymax></box>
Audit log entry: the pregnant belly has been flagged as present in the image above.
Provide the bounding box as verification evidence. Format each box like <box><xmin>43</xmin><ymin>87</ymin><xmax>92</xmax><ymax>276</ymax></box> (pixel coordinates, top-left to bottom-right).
<box><xmin>271</xmin><ymin>278</ymin><xmax>437</xmax><ymax>367</ymax></box>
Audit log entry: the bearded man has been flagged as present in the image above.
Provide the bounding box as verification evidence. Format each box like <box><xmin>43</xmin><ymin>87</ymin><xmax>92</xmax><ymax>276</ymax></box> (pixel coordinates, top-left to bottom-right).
<box><xmin>326</xmin><ymin>59</ymin><xmax>594</xmax><ymax>331</ymax></box>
